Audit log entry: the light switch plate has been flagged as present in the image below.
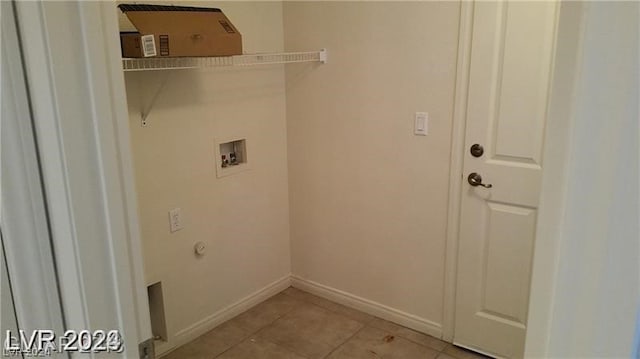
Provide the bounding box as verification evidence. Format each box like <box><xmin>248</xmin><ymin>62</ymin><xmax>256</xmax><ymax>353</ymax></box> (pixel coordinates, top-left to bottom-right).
<box><xmin>169</xmin><ymin>208</ymin><xmax>183</xmax><ymax>233</ymax></box>
<box><xmin>414</xmin><ymin>112</ymin><xmax>428</xmax><ymax>136</ymax></box>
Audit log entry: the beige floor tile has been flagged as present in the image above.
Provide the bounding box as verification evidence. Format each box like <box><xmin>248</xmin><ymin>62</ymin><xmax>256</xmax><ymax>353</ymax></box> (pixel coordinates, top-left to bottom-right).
<box><xmin>216</xmin><ymin>337</ymin><xmax>306</xmax><ymax>359</ymax></box>
<box><xmin>282</xmin><ymin>287</ymin><xmax>315</xmax><ymax>301</ymax></box>
<box><xmin>327</xmin><ymin>326</ymin><xmax>440</xmax><ymax>359</ymax></box>
<box><xmin>368</xmin><ymin>318</ymin><xmax>448</xmax><ymax>351</ymax></box>
<box><xmin>202</xmin><ymin>320</ymin><xmax>253</xmax><ymax>345</ymax></box>
<box><xmin>283</xmin><ymin>287</ymin><xmax>375</xmax><ymax>325</ymax></box>
<box><xmin>312</xmin><ymin>299</ymin><xmax>376</xmax><ymax>325</ymax></box>
<box><xmin>163</xmin><ymin>289</ymin><xmax>462</xmax><ymax>359</ymax></box>
<box><xmin>367</xmin><ymin>317</ymin><xmax>403</xmax><ymax>333</ymax></box>
<box><xmin>162</xmin><ymin>320</ymin><xmax>250</xmax><ymax>359</ymax></box>
<box><xmin>442</xmin><ymin>344</ymin><xmax>490</xmax><ymax>359</ymax></box>
<box><xmin>257</xmin><ymin>302</ymin><xmax>364</xmax><ymax>359</ymax></box>
<box><xmin>436</xmin><ymin>354</ymin><xmax>458</xmax><ymax>359</ymax></box>
<box><xmin>162</xmin><ymin>342</ymin><xmax>211</xmax><ymax>359</ymax></box>
<box><xmin>229</xmin><ymin>293</ymin><xmax>304</xmax><ymax>333</ymax></box>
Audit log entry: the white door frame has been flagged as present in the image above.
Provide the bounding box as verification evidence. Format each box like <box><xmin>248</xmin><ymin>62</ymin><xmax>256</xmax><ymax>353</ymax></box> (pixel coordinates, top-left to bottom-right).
<box><xmin>522</xmin><ymin>2</ymin><xmax>586</xmax><ymax>355</ymax></box>
<box><xmin>441</xmin><ymin>0</ymin><xmax>586</xmax><ymax>354</ymax></box>
<box><xmin>441</xmin><ymin>0</ymin><xmax>473</xmax><ymax>343</ymax></box>
<box><xmin>12</xmin><ymin>1</ymin><xmax>151</xmax><ymax>356</ymax></box>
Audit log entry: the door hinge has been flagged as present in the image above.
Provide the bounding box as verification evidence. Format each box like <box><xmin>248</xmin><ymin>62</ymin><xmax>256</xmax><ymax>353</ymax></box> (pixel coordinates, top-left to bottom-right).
<box><xmin>139</xmin><ymin>338</ymin><xmax>155</xmax><ymax>359</ymax></box>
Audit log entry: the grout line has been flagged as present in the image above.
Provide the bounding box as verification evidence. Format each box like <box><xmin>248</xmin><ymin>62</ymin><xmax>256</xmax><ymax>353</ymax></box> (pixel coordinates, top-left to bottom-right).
<box><xmin>226</xmin><ymin>292</ymin><xmax>313</xmax><ymax>359</ymax></box>
<box><xmin>212</xmin><ymin>337</ymin><xmax>248</xmax><ymax>359</ymax></box>
<box><xmin>210</xmin><ymin>292</ymin><xmax>302</xmax><ymax>358</ymax></box>
<box><xmin>210</xmin><ymin>320</ymin><xmax>261</xmax><ymax>359</ymax></box>
<box><xmin>396</xmin><ymin>329</ymin><xmax>450</xmax><ymax>353</ymax></box>
<box><xmin>287</xmin><ymin>287</ymin><xmax>450</xmax><ymax>353</ymax></box>
<box><xmin>249</xmin><ymin>314</ymin><xmax>312</xmax><ymax>359</ymax></box>
<box><xmin>216</xmin><ymin>288</ymin><xmax>454</xmax><ymax>359</ymax></box>
<box><xmin>282</xmin><ymin>287</ymin><xmax>375</xmax><ymax>326</ymax></box>
<box><xmin>256</xmin><ymin>335</ymin><xmax>312</xmax><ymax>359</ymax></box>
<box><xmin>282</xmin><ymin>288</ymin><xmax>342</xmax><ymax>313</ymax></box>
<box><xmin>321</xmin><ymin>324</ymin><xmax>367</xmax><ymax>359</ymax></box>
<box><xmin>187</xmin><ymin>289</ymin><xmax>345</xmax><ymax>359</ymax></box>
<box><xmin>366</xmin><ymin>322</ymin><xmax>447</xmax><ymax>354</ymax></box>
<box><xmin>275</xmin><ymin>288</ymin><xmax>371</xmax><ymax>359</ymax></box>
<box><xmin>212</xmin><ymin>315</ymin><xmax>288</xmax><ymax>358</ymax></box>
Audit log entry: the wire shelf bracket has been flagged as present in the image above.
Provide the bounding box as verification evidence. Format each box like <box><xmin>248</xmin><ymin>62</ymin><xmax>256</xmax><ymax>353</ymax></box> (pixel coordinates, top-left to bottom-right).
<box><xmin>123</xmin><ymin>49</ymin><xmax>328</xmax><ymax>72</ymax></box>
<box><xmin>140</xmin><ymin>72</ymin><xmax>172</xmax><ymax>127</ymax></box>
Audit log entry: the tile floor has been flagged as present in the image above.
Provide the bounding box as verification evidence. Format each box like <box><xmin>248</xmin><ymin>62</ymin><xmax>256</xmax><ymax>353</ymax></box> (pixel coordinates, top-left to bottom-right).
<box><xmin>162</xmin><ymin>287</ymin><xmax>489</xmax><ymax>359</ymax></box>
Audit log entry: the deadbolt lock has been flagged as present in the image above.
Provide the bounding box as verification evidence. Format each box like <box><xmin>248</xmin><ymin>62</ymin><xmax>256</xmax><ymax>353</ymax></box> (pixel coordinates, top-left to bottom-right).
<box><xmin>470</xmin><ymin>144</ymin><xmax>484</xmax><ymax>157</ymax></box>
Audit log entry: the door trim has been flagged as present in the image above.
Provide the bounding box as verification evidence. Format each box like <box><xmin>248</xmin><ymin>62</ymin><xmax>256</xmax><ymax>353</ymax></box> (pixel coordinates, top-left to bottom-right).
<box><xmin>442</xmin><ymin>0</ymin><xmax>474</xmax><ymax>342</ymax></box>
<box><xmin>89</xmin><ymin>1</ymin><xmax>154</xmax><ymax>341</ymax></box>
<box><xmin>14</xmin><ymin>1</ymin><xmax>152</xmax><ymax>354</ymax></box>
<box><xmin>523</xmin><ymin>2</ymin><xmax>586</xmax><ymax>356</ymax></box>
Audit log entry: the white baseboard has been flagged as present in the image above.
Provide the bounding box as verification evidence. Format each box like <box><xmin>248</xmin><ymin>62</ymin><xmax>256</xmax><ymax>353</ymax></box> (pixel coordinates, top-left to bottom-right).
<box><xmin>158</xmin><ymin>274</ymin><xmax>443</xmax><ymax>357</ymax></box>
<box><xmin>158</xmin><ymin>275</ymin><xmax>291</xmax><ymax>356</ymax></box>
<box><xmin>291</xmin><ymin>275</ymin><xmax>442</xmax><ymax>339</ymax></box>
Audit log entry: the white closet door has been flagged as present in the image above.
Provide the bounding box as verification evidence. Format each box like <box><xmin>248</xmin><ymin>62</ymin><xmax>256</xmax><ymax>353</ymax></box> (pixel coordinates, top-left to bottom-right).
<box><xmin>454</xmin><ymin>2</ymin><xmax>559</xmax><ymax>358</ymax></box>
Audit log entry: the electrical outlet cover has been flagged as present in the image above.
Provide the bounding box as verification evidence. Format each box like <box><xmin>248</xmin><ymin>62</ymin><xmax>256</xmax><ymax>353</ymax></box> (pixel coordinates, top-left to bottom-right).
<box><xmin>169</xmin><ymin>208</ymin><xmax>183</xmax><ymax>233</ymax></box>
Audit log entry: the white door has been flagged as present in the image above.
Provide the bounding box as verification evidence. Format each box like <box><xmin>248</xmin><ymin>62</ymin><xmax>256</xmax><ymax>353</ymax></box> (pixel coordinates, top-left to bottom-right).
<box><xmin>454</xmin><ymin>2</ymin><xmax>559</xmax><ymax>358</ymax></box>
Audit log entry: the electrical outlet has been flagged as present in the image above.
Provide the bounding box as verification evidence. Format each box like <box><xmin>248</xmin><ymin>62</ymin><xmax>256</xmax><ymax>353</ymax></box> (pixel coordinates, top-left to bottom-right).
<box><xmin>168</xmin><ymin>208</ymin><xmax>183</xmax><ymax>233</ymax></box>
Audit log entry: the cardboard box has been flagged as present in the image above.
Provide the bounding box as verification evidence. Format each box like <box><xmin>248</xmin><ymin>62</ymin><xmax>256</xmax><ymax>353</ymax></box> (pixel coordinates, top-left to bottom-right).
<box><xmin>118</xmin><ymin>4</ymin><xmax>242</xmax><ymax>58</ymax></box>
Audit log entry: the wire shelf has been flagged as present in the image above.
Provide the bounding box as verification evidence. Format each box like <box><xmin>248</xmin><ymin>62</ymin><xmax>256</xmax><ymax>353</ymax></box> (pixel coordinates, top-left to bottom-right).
<box><xmin>122</xmin><ymin>49</ymin><xmax>327</xmax><ymax>72</ymax></box>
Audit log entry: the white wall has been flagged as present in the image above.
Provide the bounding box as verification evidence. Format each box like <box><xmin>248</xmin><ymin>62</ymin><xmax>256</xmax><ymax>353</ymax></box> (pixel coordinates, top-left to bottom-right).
<box><xmin>124</xmin><ymin>2</ymin><xmax>291</xmax><ymax>353</ymax></box>
<box><xmin>528</xmin><ymin>2</ymin><xmax>639</xmax><ymax>357</ymax></box>
<box><xmin>284</xmin><ymin>2</ymin><xmax>460</xmax><ymax>335</ymax></box>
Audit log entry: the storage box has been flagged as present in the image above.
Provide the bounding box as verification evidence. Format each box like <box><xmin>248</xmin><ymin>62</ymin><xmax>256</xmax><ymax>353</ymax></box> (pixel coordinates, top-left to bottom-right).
<box><xmin>118</xmin><ymin>4</ymin><xmax>242</xmax><ymax>58</ymax></box>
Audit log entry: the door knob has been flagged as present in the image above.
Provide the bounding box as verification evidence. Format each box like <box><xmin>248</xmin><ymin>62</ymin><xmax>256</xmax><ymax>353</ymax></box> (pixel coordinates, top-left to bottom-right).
<box><xmin>468</xmin><ymin>173</ymin><xmax>492</xmax><ymax>188</ymax></box>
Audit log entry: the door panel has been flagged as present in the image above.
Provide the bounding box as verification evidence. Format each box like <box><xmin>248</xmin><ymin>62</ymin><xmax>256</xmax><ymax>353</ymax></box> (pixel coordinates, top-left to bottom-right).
<box><xmin>454</xmin><ymin>2</ymin><xmax>558</xmax><ymax>357</ymax></box>
<box><xmin>493</xmin><ymin>4</ymin><xmax>553</xmax><ymax>164</ymax></box>
<box><xmin>482</xmin><ymin>202</ymin><xmax>536</xmax><ymax>325</ymax></box>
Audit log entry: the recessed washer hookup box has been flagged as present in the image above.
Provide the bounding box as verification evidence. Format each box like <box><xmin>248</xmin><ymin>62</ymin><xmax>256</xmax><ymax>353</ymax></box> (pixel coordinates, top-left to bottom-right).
<box><xmin>118</xmin><ymin>4</ymin><xmax>243</xmax><ymax>58</ymax></box>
